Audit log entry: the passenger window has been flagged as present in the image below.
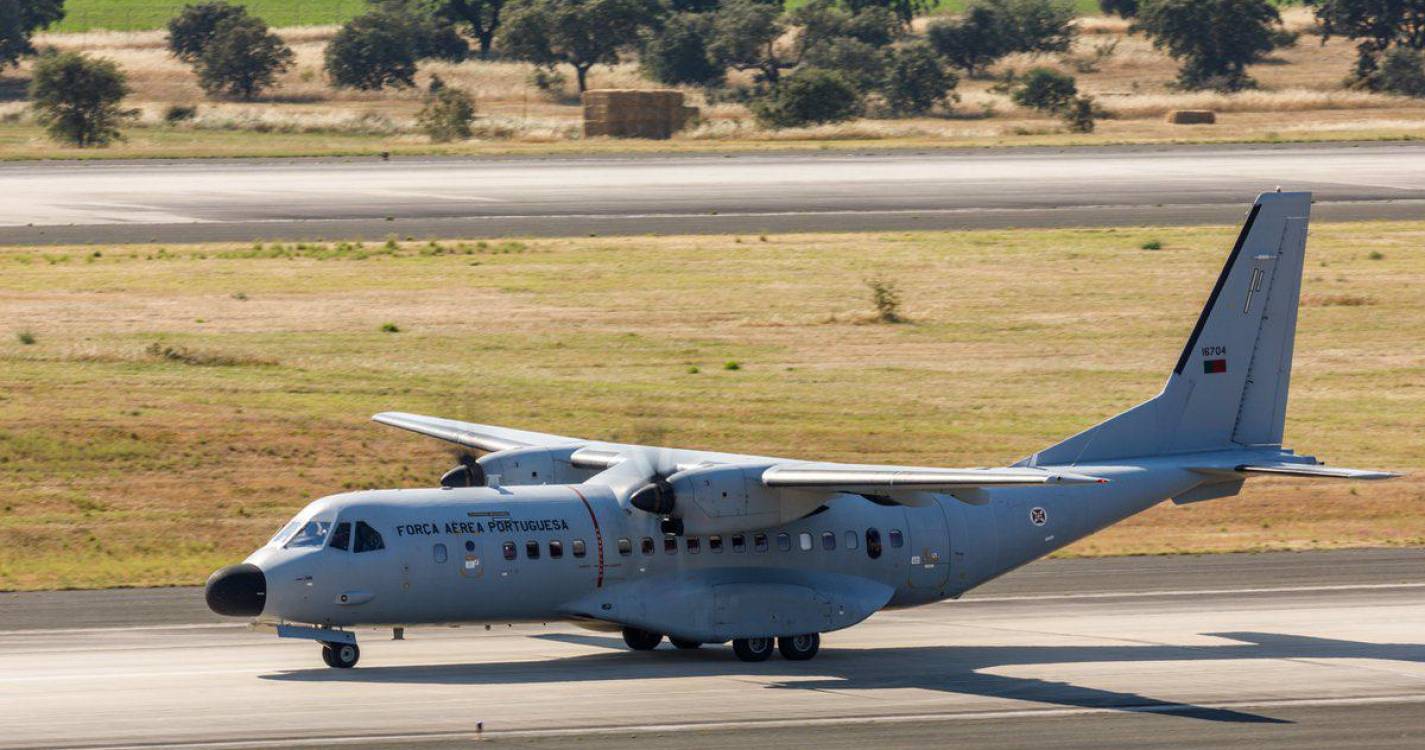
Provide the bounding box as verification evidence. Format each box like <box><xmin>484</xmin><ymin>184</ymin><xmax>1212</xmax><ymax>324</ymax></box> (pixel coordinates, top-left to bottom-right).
<box><xmin>731</xmin><ymin>534</ymin><xmax>746</xmax><ymax>552</ymax></box>
<box><xmin>866</xmin><ymin>528</ymin><xmax>883</xmax><ymax>559</ymax></box>
<box><xmin>845</xmin><ymin>530</ymin><xmax>858</xmax><ymax>550</ymax></box>
<box><xmin>889</xmin><ymin>529</ymin><xmax>905</xmax><ymax>548</ymax></box>
<box><xmin>664</xmin><ymin>535</ymin><xmax>678</xmax><ymax>554</ymax></box>
<box><xmin>822</xmin><ymin>531</ymin><xmax>836</xmax><ymax>551</ymax></box>
<box><xmin>709</xmin><ymin>535</ymin><xmax>723</xmax><ymax>553</ymax></box>
<box><xmin>572</xmin><ymin>539</ymin><xmax>587</xmax><ymax>558</ymax></box>
<box><xmin>525</xmin><ymin>540</ymin><xmax>540</xmax><ymax>560</ymax></box>
<box><xmin>641</xmin><ymin>537</ymin><xmax>655</xmax><ymax>555</ymax></box>
<box><xmin>465</xmin><ymin>540</ymin><xmax>475</xmax><ymax>552</ymax></box>
<box><xmin>798</xmin><ymin>532</ymin><xmax>813</xmax><ymax>551</ymax></box>
<box><xmin>687</xmin><ymin>537</ymin><xmax>700</xmax><ymax>554</ymax></box>
<box><xmin>777</xmin><ymin>533</ymin><xmax>792</xmax><ymax>551</ymax></box>
<box><xmin>328</xmin><ymin>522</ymin><xmax>351</xmax><ymax>551</ymax></box>
<box><xmin>433</xmin><ymin>543</ymin><xmax>448</xmax><ymax>564</ymax></box>
<box><xmin>503</xmin><ymin>541</ymin><xmax>516</xmax><ymax>560</ymax></box>
<box><xmin>549</xmin><ymin>540</ymin><xmax>563</xmax><ymax>559</ymax></box>
<box><xmin>617</xmin><ymin>538</ymin><xmax>633</xmax><ymax>556</ymax></box>
<box><xmin>754</xmin><ymin>533</ymin><xmax>769</xmax><ymax>552</ymax></box>
<box><xmin>353</xmin><ymin>521</ymin><xmax>385</xmax><ymax>553</ymax></box>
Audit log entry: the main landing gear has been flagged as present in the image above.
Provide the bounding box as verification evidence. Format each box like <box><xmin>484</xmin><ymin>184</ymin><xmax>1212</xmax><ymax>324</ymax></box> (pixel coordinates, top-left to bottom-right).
<box><xmin>622</xmin><ymin>627</ymin><xmax>821</xmax><ymax>661</ymax></box>
<box><xmin>321</xmin><ymin>641</ymin><xmax>360</xmax><ymax>669</ymax></box>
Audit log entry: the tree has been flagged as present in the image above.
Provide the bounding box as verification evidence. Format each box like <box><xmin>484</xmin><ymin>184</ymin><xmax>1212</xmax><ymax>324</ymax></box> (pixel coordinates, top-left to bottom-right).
<box><xmin>439</xmin><ymin>0</ymin><xmax>508</xmax><ymax>58</ymax></box>
<box><xmin>926</xmin><ymin>6</ymin><xmax>1012</xmax><ymax>77</ymax></box>
<box><xmin>0</xmin><ymin>0</ymin><xmax>65</xmax><ymax>69</ymax></box>
<box><xmin>194</xmin><ymin>15</ymin><xmax>294</xmax><ymax>99</ymax></box>
<box><xmin>1133</xmin><ymin>0</ymin><xmax>1281</xmax><ymax>91</ymax></box>
<box><xmin>326</xmin><ymin>13</ymin><xmax>418</xmax><ymax>89</ymax></box>
<box><xmin>994</xmin><ymin>0</ymin><xmax>1077</xmax><ymax>55</ymax></box>
<box><xmin>418</xmin><ymin>85</ymin><xmax>477</xmax><ymax>140</ymax></box>
<box><xmin>1098</xmin><ymin>0</ymin><xmax>1137</xmax><ymax>18</ymax></box>
<box><xmin>1010</xmin><ymin>66</ymin><xmax>1077</xmax><ymax>111</ymax></box>
<box><xmin>641</xmin><ymin>11</ymin><xmax>723</xmax><ymax>86</ymax></box>
<box><xmin>752</xmin><ymin>67</ymin><xmax>862</xmax><ymax>127</ymax></box>
<box><xmin>709</xmin><ymin>0</ymin><xmax>797</xmax><ymax>85</ymax></box>
<box><xmin>1305</xmin><ymin>0</ymin><xmax>1425</xmax><ymax>87</ymax></box>
<box><xmin>842</xmin><ymin>6</ymin><xmax>903</xmax><ymax>48</ymax></box>
<box><xmin>497</xmin><ymin>0</ymin><xmax>660</xmax><ymax>92</ymax></box>
<box><xmin>803</xmin><ymin>36</ymin><xmax>887</xmax><ymax>92</ymax></box>
<box><xmin>166</xmin><ymin>1</ymin><xmax>248</xmax><ymax>62</ymax></box>
<box><xmin>1378</xmin><ymin>46</ymin><xmax>1425</xmax><ymax>96</ymax></box>
<box><xmin>843</xmin><ymin>0</ymin><xmax>929</xmax><ymax>26</ymax></box>
<box><xmin>884</xmin><ymin>40</ymin><xmax>957</xmax><ymax>115</ymax></box>
<box><xmin>29</xmin><ymin>51</ymin><xmax>130</xmax><ymax>147</ymax></box>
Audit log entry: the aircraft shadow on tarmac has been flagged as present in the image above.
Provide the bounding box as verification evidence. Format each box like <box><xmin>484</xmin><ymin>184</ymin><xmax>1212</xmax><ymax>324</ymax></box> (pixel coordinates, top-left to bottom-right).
<box><xmin>261</xmin><ymin>631</ymin><xmax>1425</xmax><ymax>724</ymax></box>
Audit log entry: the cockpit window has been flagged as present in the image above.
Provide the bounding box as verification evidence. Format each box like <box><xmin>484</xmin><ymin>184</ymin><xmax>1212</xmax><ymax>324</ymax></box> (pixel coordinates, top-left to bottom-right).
<box><xmin>286</xmin><ymin>520</ymin><xmax>333</xmax><ymax>548</ymax></box>
<box><xmin>268</xmin><ymin>518</ymin><xmax>301</xmax><ymax>546</ymax></box>
<box><xmin>353</xmin><ymin>521</ymin><xmax>385</xmax><ymax>553</ymax></box>
<box><xmin>329</xmin><ymin>522</ymin><xmax>351</xmax><ymax>551</ymax></box>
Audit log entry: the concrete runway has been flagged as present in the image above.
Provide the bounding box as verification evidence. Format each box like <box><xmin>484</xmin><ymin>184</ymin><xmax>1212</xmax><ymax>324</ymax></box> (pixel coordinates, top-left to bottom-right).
<box><xmin>5</xmin><ymin>549</ymin><xmax>1425</xmax><ymax>749</ymax></box>
<box><xmin>2</xmin><ymin>143</ymin><xmax>1425</xmax><ymax>245</ymax></box>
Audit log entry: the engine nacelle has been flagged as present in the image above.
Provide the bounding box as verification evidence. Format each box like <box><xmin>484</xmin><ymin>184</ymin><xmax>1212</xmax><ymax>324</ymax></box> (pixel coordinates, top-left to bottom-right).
<box><xmin>476</xmin><ymin>446</ymin><xmax>598</xmax><ymax>487</ymax></box>
<box><xmin>655</xmin><ymin>463</ymin><xmax>820</xmax><ymax>536</ymax></box>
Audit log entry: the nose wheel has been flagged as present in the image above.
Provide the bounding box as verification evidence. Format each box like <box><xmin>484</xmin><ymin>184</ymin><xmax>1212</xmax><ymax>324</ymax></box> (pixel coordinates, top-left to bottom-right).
<box><xmin>321</xmin><ymin>641</ymin><xmax>360</xmax><ymax>669</ymax></box>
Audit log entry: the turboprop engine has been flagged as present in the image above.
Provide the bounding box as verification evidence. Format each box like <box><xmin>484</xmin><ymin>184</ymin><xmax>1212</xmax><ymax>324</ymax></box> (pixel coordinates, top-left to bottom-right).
<box><xmin>629</xmin><ymin>463</ymin><xmax>828</xmax><ymax>536</ymax></box>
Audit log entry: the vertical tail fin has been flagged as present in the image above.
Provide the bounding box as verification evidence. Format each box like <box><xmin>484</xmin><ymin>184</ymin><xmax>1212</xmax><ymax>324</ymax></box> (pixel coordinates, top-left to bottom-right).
<box><xmin>1022</xmin><ymin>191</ymin><xmax>1311</xmax><ymax>466</ymax></box>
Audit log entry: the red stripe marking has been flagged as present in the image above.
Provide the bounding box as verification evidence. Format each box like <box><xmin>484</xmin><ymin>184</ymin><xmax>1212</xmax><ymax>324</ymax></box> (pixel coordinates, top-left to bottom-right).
<box><xmin>569</xmin><ymin>487</ymin><xmax>604</xmax><ymax>588</ymax></box>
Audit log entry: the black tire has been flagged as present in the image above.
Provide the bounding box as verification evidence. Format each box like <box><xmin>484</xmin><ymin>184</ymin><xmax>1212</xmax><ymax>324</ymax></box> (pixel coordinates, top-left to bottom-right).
<box><xmin>323</xmin><ymin>641</ymin><xmax>360</xmax><ymax>668</ymax></box>
<box><xmin>732</xmin><ymin>637</ymin><xmax>774</xmax><ymax>662</ymax></box>
<box><xmin>622</xmin><ymin>627</ymin><xmax>663</xmax><ymax>651</ymax></box>
<box><xmin>669</xmin><ymin>637</ymin><xmax>702</xmax><ymax>650</ymax></box>
<box><xmin>778</xmin><ymin>633</ymin><xmax>820</xmax><ymax>661</ymax></box>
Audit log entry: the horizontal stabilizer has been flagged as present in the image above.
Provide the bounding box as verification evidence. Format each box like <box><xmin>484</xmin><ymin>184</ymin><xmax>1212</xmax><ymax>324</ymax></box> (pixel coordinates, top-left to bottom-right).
<box><xmin>762</xmin><ymin>464</ymin><xmax>1108</xmax><ymax>492</ymax></box>
<box><xmin>1236</xmin><ymin>463</ymin><xmax>1401</xmax><ymax>480</ymax></box>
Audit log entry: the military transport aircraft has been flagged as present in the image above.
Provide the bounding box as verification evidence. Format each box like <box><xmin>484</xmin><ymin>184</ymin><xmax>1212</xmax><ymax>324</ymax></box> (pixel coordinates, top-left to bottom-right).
<box><xmin>207</xmin><ymin>191</ymin><xmax>1399</xmax><ymax>668</ymax></box>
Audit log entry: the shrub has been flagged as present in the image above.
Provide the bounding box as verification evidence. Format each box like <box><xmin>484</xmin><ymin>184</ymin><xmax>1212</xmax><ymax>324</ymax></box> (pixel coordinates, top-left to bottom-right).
<box><xmin>865</xmin><ymin>277</ymin><xmax>903</xmax><ymax>323</ymax></box>
<box><xmin>418</xmin><ymin>86</ymin><xmax>477</xmax><ymax>142</ymax></box>
<box><xmin>1010</xmin><ymin>66</ymin><xmax>1077</xmax><ymax>112</ymax></box>
<box><xmin>1061</xmin><ymin>96</ymin><xmax>1096</xmax><ymax>132</ymax></box>
<box><xmin>194</xmin><ymin>15</ymin><xmax>294</xmax><ymax>99</ymax></box>
<box><xmin>529</xmin><ymin>65</ymin><xmax>568</xmax><ymax>94</ymax></box>
<box><xmin>163</xmin><ymin>104</ymin><xmax>198</xmax><ymax>123</ymax></box>
<box><xmin>641</xmin><ymin>12</ymin><xmax>724</xmax><ymax>87</ymax></box>
<box><xmin>166</xmin><ymin>1</ymin><xmax>247</xmax><ymax>62</ymax></box>
<box><xmin>1378</xmin><ymin>47</ymin><xmax>1425</xmax><ymax>97</ymax></box>
<box><xmin>1140</xmin><ymin>239</ymin><xmax>1162</xmax><ymax>250</ymax></box>
<box><xmin>17</xmin><ymin>331</ymin><xmax>36</xmax><ymax>345</ymax></box>
<box><xmin>752</xmin><ymin>67</ymin><xmax>862</xmax><ymax>128</ymax></box>
<box><xmin>1133</xmin><ymin>0</ymin><xmax>1282</xmax><ymax>91</ymax></box>
<box><xmin>884</xmin><ymin>40</ymin><xmax>958</xmax><ymax>116</ymax></box>
<box><xmin>29</xmin><ymin>51</ymin><xmax>131</xmax><ymax>147</ymax></box>
<box><xmin>0</xmin><ymin>0</ymin><xmax>65</xmax><ymax>69</ymax></box>
<box><xmin>380</xmin><ymin>322</ymin><xmax>401</xmax><ymax>333</ymax></box>
<box><xmin>326</xmin><ymin>12</ymin><xmax>419</xmax><ymax>90</ymax></box>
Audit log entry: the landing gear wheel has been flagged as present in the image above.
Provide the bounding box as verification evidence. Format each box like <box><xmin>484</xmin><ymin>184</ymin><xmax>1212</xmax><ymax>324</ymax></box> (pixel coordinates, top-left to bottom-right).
<box><xmin>778</xmin><ymin>633</ymin><xmax>820</xmax><ymax>661</ymax></box>
<box><xmin>732</xmin><ymin>637</ymin><xmax>775</xmax><ymax>662</ymax></box>
<box><xmin>669</xmin><ymin>637</ymin><xmax>703</xmax><ymax>650</ymax></box>
<box><xmin>622</xmin><ymin>627</ymin><xmax>663</xmax><ymax>651</ymax></box>
<box><xmin>321</xmin><ymin>641</ymin><xmax>360</xmax><ymax>669</ymax></box>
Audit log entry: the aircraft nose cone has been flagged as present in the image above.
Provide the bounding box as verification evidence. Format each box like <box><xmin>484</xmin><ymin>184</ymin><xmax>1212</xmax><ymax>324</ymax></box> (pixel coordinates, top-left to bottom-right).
<box><xmin>205</xmin><ymin>563</ymin><xmax>266</xmax><ymax>617</ymax></box>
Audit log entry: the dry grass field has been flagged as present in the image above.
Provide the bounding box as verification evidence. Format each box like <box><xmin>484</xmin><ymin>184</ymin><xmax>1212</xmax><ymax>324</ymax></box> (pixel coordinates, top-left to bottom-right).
<box><xmin>1</xmin><ymin>221</ymin><xmax>1421</xmax><ymax>591</ymax></box>
<box><xmin>1</xmin><ymin>9</ymin><xmax>1424</xmax><ymax>158</ymax></box>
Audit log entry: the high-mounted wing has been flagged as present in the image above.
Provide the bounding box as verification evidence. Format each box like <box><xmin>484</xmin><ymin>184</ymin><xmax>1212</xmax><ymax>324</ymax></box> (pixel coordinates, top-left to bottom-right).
<box><xmin>761</xmin><ymin>464</ymin><xmax>1109</xmax><ymax>492</ymax></box>
<box><xmin>371</xmin><ymin>412</ymin><xmax>585</xmax><ymax>453</ymax></box>
<box><xmin>1235</xmin><ymin>463</ymin><xmax>1400</xmax><ymax>480</ymax></box>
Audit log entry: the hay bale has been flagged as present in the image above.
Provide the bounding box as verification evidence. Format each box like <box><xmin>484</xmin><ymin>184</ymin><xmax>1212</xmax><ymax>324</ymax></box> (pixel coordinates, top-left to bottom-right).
<box><xmin>1166</xmin><ymin>110</ymin><xmax>1216</xmax><ymax>125</ymax></box>
<box><xmin>582</xmin><ymin>88</ymin><xmax>688</xmax><ymax>139</ymax></box>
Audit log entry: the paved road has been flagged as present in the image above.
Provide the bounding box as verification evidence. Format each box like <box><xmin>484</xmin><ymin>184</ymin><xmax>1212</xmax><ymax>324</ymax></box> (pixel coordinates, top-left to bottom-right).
<box><xmin>2</xmin><ymin>143</ymin><xmax>1425</xmax><ymax>245</ymax></box>
<box><xmin>6</xmin><ymin>549</ymin><xmax>1425</xmax><ymax>749</ymax></box>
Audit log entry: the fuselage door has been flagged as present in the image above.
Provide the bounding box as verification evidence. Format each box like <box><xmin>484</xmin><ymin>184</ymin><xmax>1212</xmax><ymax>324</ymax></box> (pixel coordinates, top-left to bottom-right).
<box><xmin>459</xmin><ymin>538</ymin><xmax>484</xmax><ymax>580</ymax></box>
<box><xmin>906</xmin><ymin>500</ymin><xmax>951</xmax><ymax>589</ymax></box>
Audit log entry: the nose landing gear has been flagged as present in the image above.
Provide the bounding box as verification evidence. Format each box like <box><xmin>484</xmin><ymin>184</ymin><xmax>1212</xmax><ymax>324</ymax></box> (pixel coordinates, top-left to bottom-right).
<box><xmin>321</xmin><ymin>641</ymin><xmax>360</xmax><ymax>669</ymax></box>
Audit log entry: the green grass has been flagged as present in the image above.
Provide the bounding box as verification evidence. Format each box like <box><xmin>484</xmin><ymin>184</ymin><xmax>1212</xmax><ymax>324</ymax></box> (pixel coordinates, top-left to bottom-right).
<box><xmin>55</xmin><ymin>0</ymin><xmax>367</xmax><ymax>31</ymax></box>
<box><xmin>1</xmin><ymin>224</ymin><xmax>1421</xmax><ymax>590</ymax></box>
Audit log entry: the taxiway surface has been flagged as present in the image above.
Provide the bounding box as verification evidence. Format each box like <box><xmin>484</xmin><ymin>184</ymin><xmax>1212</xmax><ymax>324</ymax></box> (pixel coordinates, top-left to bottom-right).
<box><xmin>2</xmin><ymin>143</ymin><xmax>1425</xmax><ymax>245</ymax></box>
<box><xmin>4</xmin><ymin>549</ymin><xmax>1425</xmax><ymax>749</ymax></box>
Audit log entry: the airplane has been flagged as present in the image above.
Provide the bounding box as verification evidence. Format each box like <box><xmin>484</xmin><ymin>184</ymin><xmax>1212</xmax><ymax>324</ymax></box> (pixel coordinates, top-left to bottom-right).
<box><xmin>205</xmin><ymin>191</ymin><xmax>1400</xmax><ymax>668</ymax></box>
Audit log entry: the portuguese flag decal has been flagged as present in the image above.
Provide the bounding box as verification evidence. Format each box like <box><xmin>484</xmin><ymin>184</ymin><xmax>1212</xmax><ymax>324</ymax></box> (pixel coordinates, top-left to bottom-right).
<box><xmin>1203</xmin><ymin>358</ymin><xmax>1228</xmax><ymax>374</ymax></box>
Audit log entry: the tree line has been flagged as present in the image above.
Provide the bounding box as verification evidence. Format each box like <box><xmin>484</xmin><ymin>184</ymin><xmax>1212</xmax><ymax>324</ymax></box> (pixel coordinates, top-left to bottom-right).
<box><xmin>6</xmin><ymin>0</ymin><xmax>1425</xmax><ymax>147</ymax></box>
